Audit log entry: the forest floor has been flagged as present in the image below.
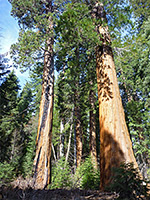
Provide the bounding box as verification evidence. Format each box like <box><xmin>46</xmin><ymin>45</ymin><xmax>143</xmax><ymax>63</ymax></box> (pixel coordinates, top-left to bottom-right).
<box><xmin>1</xmin><ymin>186</ymin><xmax>150</xmax><ymax>200</ymax></box>
<box><xmin>0</xmin><ymin>187</ymin><xmax>120</xmax><ymax>200</ymax></box>
<box><xmin>0</xmin><ymin>178</ymin><xmax>149</xmax><ymax>200</ymax></box>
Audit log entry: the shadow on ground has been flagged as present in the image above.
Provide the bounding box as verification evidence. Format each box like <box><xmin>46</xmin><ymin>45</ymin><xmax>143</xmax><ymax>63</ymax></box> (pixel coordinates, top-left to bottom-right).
<box><xmin>0</xmin><ymin>187</ymin><xmax>119</xmax><ymax>200</ymax></box>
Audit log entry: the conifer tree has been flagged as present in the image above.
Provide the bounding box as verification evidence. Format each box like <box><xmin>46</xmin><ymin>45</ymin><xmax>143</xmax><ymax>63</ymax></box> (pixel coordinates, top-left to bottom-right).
<box><xmin>9</xmin><ymin>0</ymin><xmax>54</xmax><ymax>189</ymax></box>
<box><xmin>0</xmin><ymin>71</ymin><xmax>20</xmax><ymax>163</ymax></box>
<box><xmin>92</xmin><ymin>2</ymin><xmax>140</xmax><ymax>190</ymax></box>
<box><xmin>55</xmin><ymin>1</ymin><xmax>99</xmax><ymax>168</ymax></box>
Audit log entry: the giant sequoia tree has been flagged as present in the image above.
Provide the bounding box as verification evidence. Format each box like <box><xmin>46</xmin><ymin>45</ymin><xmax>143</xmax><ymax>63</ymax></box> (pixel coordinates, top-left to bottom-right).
<box><xmin>9</xmin><ymin>0</ymin><xmax>54</xmax><ymax>189</ymax></box>
<box><xmin>33</xmin><ymin>1</ymin><xmax>54</xmax><ymax>189</ymax></box>
<box><xmin>92</xmin><ymin>2</ymin><xmax>140</xmax><ymax>190</ymax></box>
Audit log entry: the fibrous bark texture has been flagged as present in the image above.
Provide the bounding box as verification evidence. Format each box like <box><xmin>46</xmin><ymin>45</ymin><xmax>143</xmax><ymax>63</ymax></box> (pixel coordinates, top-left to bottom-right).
<box><xmin>93</xmin><ymin>3</ymin><xmax>139</xmax><ymax>190</ymax></box>
<box><xmin>33</xmin><ymin>0</ymin><xmax>54</xmax><ymax>189</ymax></box>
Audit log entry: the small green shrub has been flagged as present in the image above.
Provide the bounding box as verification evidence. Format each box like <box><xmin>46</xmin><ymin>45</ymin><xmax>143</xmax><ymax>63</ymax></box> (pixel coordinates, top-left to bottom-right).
<box><xmin>50</xmin><ymin>157</ymin><xmax>72</xmax><ymax>189</ymax></box>
<box><xmin>0</xmin><ymin>162</ymin><xmax>15</xmax><ymax>185</ymax></box>
<box><xmin>106</xmin><ymin>163</ymin><xmax>148</xmax><ymax>200</ymax></box>
<box><xmin>75</xmin><ymin>156</ymin><xmax>100</xmax><ymax>190</ymax></box>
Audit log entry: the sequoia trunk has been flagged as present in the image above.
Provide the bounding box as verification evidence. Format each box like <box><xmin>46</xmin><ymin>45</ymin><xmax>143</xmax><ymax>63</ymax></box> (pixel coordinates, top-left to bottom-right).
<box><xmin>93</xmin><ymin>3</ymin><xmax>139</xmax><ymax>190</ymax></box>
<box><xmin>33</xmin><ymin>0</ymin><xmax>54</xmax><ymax>189</ymax></box>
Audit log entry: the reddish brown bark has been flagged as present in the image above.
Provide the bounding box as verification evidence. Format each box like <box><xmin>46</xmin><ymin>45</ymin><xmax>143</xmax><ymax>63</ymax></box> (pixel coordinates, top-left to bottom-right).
<box><xmin>93</xmin><ymin>3</ymin><xmax>139</xmax><ymax>190</ymax></box>
<box><xmin>33</xmin><ymin>0</ymin><xmax>54</xmax><ymax>189</ymax></box>
<box><xmin>89</xmin><ymin>88</ymin><xmax>98</xmax><ymax>170</ymax></box>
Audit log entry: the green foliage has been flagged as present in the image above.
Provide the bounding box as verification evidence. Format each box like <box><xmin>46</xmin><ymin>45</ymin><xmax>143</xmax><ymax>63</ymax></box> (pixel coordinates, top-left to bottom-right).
<box><xmin>11</xmin><ymin>30</ymin><xmax>44</xmax><ymax>71</ymax></box>
<box><xmin>0</xmin><ymin>71</ymin><xmax>20</xmax><ymax>162</ymax></box>
<box><xmin>0</xmin><ymin>71</ymin><xmax>35</xmax><ymax>181</ymax></box>
<box><xmin>50</xmin><ymin>157</ymin><xmax>100</xmax><ymax>190</ymax></box>
<box><xmin>50</xmin><ymin>157</ymin><xmax>72</xmax><ymax>189</ymax></box>
<box><xmin>75</xmin><ymin>156</ymin><xmax>100</xmax><ymax>190</ymax></box>
<box><xmin>114</xmin><ymin>3</ymin><xmax>150</xmax><ymax>178</ymax></box>
<box><xmin>130</xmin><ymin>0</ymin><xmax>150</xmax><ymax>28</ymax></box>
<box><xmin>0</xmin><ymin>162</ymin><xmax>15</xmax><ymax>185</ymax></box>
<box><xmin>21</xmin><ymin>124</ymin><xmax>37</xmax><ymax>177</ymax></box>
<box><xmin>107</xmin><ymin>163</ymin><xmax>148</xmax><ymax>200</ymax></box>
<box><xmin>9</xmin><ymin>0</ymin><xmax>52</xmax><ymax>73</ymax></box>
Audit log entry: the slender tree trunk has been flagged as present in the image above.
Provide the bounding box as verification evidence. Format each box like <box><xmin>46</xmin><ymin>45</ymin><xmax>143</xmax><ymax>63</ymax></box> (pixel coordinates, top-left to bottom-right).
<box><xmin>74</xmin><ymin>116</ymin><xmax>77</xmax><ymax>170</ymax></box>
<box><xmin>74</xmin><ymin>87</ymin><xmax>82</xmax><ymax>167</ymax></box>
<box><xmin>65</xmin><ymin>111</ymin><xmax>73</xmax><ymax>167</ymax></box>
<box><xmin>92</xmin><ymin>2</ymin><xmax>139</xmax><ymax>190</ymax></box>
<box><xmin>73</xmin><ymin>47</ymin><xmax>82</xmax><ymax>168</ymax></box>
<box><xmin>10</xmin><ymin>130</ymin><xmax>17</xmax><ymax>161</ymax></box>
<box><xmin>52</xmin><ymin>143</ymin><xmax>57</xmax><ymax>162</ymax></box>
<box><xmin>89</xmin><ymin>88</ymin><xmax>98</xmax><ymax>170</ymax></box>
<box><xmin>33</xmin><ymin>0</ymin><xmax>54</xmax><ymax>189</ymax></box>
<box><xmin>60</xmin><ymin>119</ymin><xmax>64</xmax><ymax>158</ymax></box>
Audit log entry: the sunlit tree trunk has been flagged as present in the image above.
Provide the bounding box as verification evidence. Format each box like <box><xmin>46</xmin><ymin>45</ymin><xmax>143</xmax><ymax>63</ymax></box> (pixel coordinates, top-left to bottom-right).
<box><xmin>60</xmin><ymin>119</ymin><xmax>65</xmax><ymax>158</ymax></box>
<box><xmin>33</xmin><ymin>0</ymin><xmax>54</xmax><ymax>189</ymax></box>
<box><xmin>93</xmin><ymin>2</ymin><xmax>139</xmax><ymax>190</ymax></box>
<box><xmin>52</xmin><ymin>143</ymin><xmax>57</xmax><ymax>162</ymax></box>
<box><xmin>89</xmin><ymin>88</ymin><xmax>98</xmax><ymax>170</ymax></box>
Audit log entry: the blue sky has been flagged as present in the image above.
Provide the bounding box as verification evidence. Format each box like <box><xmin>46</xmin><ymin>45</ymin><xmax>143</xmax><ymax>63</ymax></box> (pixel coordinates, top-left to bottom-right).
<box><xmin>0</xmin><ymin>0</ymin><xmax>29</xmax><ymax>88</ymax></box>
<box><xmin>0</xmin><ymin>0</ymin><xmax>19</xmax><ymax>53</ymax></box>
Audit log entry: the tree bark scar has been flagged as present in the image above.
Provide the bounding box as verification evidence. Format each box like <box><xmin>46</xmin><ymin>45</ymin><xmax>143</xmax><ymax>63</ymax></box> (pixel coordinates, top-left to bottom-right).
<box><xmin>34</xmin><ymin>146</ymin><xmax>42</xmax><ymax>178</ymax></box>
<box><xmin>33</xmin><ymin>9</ymin><xmax>54</xmax><ymax>188</ymax></box>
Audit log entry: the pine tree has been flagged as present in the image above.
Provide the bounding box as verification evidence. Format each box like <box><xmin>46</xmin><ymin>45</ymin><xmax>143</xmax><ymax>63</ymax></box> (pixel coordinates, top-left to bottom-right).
<box><xmin>0</xmin><ymin>71</ymin><xmax>22</xmax><ymax>183</ymax></box>
<box><xmin>0</xmin><ymin>71</ymin><xmax>20</xmax><ymax>162</ymax></box>
<box><xmin>16</xmin><ymin>82</ymin><xmax>33</xmax><ymax>175</ymax></box>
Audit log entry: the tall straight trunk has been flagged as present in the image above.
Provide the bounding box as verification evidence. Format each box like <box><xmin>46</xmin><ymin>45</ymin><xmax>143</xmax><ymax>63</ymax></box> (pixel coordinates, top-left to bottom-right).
<box><xmin>73</xmin><ymin>48</ymin><xmax>82</xmax><ymax>168</ymax></box>
<box><xmin>65</xmin><ymin>111</ymin><xmax>73</xmax><ymax>167</ymax></box>
<box><xmin>74</xmin><ymin>115</ymin><xmax>77</xmax><ymax>170</ymax></box>
<box><xmin>33</xmin><ymin>0</ymin><xmax>54</xmax><ymax>189</ymax></box>
<box><xmin>60</xmin><ymin>119</ymin><xmax>64</xmax><ymax>158</ymax></box>
<box><xmin>92</xmin><ymin>3</ymin><xmax>139</xmax><ymax>190</ymax></box>
<box><xmin>74</xmin><ymin>87</ymin><xmax>82</xmax><ymax>167</ymax></box>
<box><xmin>89</xmin><ymin>88</ymin><xmax>98</xmax><ymax>170</ymax></box>
<box><xmin>52</xmin><ymin>143</ymin><xmax>57</xmax><ymax>162</ymax></box>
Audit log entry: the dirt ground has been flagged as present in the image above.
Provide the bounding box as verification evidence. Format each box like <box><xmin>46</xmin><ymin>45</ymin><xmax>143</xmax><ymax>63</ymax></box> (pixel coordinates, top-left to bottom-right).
<box><xmin>0</xmin><ymin>187</ymin><xmax>119</xmax><ymax>200</ymax></box>
<box><xmin>0</xmin><ymin>178</ymin><xmax>149</xmax><ymax>200</ymax></box>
